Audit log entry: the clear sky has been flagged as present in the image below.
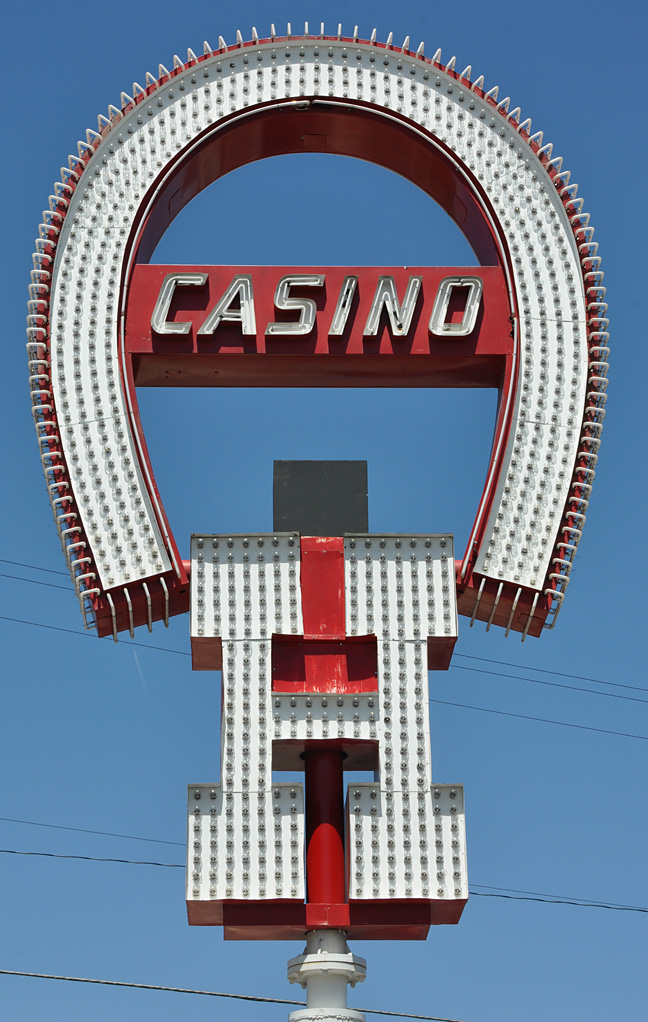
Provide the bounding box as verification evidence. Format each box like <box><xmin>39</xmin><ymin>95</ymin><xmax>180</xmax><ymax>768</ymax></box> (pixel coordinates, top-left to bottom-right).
<box><xmin>1</xmin><ymin>2</ymin><xmax>646</xmax><ymax>1020</ymax></box>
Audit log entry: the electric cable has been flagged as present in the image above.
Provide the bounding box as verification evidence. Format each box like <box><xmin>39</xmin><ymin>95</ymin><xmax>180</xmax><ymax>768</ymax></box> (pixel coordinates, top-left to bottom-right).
<box><xmin>452</xmin><ymin>653</ymin><xmax>648</xmax><ymax>694</ymax></box>
<box><xmin>0</xmin><ymin>572</ymin><xmax>74</xmax><ymax>593</ymax></box>
<box><xmin>469</xmin><ymin>891</ymin><xmax>647</xmax><ymax>912</ymax></box>
<box><xmin>0</xmin><ymin>848</ymin><xmax>181</xmax><ymax>867</ymax></box>
<box><xmin>0</xmin><ymin>816</ymin><xmax>184</xmax><ymax>847</ymax></box>
<box><xmin>447</xmin><ymin>663</ymin><xmax>648</xmax><ymax>704</ymax></box>
<box><xmin>1</xmin><ymin>848</ymin><xmax>646</xmax><ymax>914</ymax></box>
<box><xmin>469</xmin><ymin>884</ymin><xmax>647</xmax><ymax>912</ymax></box>
<box><xmin>2</xmin><ymin>819</ymin><xmax>646</xmax><ymax>914</ymax></box>
<box><xmin>0</xmin><ymin>970</ymin><xmax>471</xmax><ymax>1022</ymax></box>
<box><xmin>429</xmin><ymin>697</ymin><xmax>648</xmax><ymax>741</ymax></box>
<box><xmin>0</xmin><ymin>558</ymin><xmax>69</xmax><ymax>577</ymax></box>
<box><xmin>0</xmin><ymin>614</ymin><xmax>190</xmax><ymax>657</ymax></box>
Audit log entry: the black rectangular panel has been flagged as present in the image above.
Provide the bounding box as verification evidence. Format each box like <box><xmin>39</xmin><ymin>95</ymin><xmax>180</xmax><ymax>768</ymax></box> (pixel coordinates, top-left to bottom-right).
<box><xmin>273</xmin><ymin>461</ymin><xmax>368</xmax><ymax>535</ymax></box>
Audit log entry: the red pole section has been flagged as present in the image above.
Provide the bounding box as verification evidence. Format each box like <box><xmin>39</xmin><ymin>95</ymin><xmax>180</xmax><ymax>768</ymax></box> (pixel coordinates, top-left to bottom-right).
<box><xmin>304</xmin><ymin>749</ymin><xmax>346</xmax><ymax>905</ymax></box>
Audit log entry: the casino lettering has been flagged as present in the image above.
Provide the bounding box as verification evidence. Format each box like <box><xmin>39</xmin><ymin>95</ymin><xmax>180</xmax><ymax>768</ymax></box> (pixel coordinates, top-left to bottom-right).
<box><xmin>149</xmin><ymin>271</ymin><xmax>484</xmax><ymax>338</ymax></box>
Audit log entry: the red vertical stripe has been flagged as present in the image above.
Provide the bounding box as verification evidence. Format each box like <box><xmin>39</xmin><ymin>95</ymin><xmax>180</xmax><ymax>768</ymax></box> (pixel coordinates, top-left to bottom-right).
<box><xmin>300</xmin><ymin>537</ymin><xmax>346</xmax><ymax>639</ymax></box>
<box><xmin>304</xmin><ymin>749</ymin><xmax>347</xmax><ymax>905</ymax></box>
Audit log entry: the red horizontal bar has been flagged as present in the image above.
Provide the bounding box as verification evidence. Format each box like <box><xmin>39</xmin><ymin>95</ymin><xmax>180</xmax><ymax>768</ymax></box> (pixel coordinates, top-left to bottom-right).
<box><xmin>187</xmin><ymin>897</ymin><xmax>467</xmax><ymax>940</ymax></box>
<box><xmin>272</xmin><ymin>637</ymin><xmax>378</xmax><ymax>693</ymax></box>
<box><xmin>126</xmin><ymin>265</ymin><xmax>511</xmax><ymax>388</ymax></box>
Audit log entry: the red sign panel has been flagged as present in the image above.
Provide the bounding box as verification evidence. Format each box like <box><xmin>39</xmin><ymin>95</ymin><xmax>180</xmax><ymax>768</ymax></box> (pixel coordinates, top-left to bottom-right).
<box><xmin>125</xmin><ymin>264</ymin><xmax>512</xmax><ymax>389</ymax></box>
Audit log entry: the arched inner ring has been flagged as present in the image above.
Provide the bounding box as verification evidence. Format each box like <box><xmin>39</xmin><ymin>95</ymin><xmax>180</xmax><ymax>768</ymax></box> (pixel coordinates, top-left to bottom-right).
<box><xmin>119</xmin><ymin>99</ymin><xmax>518</xmax><ymax>596</ymax></box>
<box><xmin>129</xmin><ymin>100</ymin><xmax>507</xmax><ymax>266</ymax></box>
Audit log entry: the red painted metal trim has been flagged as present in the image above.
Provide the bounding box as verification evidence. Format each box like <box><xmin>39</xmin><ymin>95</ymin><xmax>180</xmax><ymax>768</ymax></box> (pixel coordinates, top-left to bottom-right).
<box><xmin>129</xmin><ymin>103</ymin><xmax>504</xmax><ymax>267</ymax></box>
<box><xmin>272</xmin><ymin>636</ymin><xmax>378</xmax><ymax>694</ymax></box>
<box><xmin>306</xmin><ymin>902</ymin><xmax>351</xmax><ymax>930</ymax></box>
<box><xmin>93</xmin><ymin>571</ymin><xmax>189</xmax><ymax>639</ymax></box>
<box><xmin>300</xmin><ymin>537</ymin><xmax>346</xmax><ymax>639</ymax></box>
<box><xmin>190</xmin><ymin>635</ymin><xmax>223</xmax><ymax>671</ymax></box>
<box><xmin>125</xmin><ymin>264</ymin><xmax>511</xmax><ymax>388</ymax></box>
<box><xmin>427</xmin><ymin>636</ymin><xmax>459</xmax><ymax>671</ymax></box>
<box><xmin>304</xmin><ymin>748</ymin><xmax>347</xmax><ymax>906</ymax></box>
<box><xmin>187</xmin><ymin>896</ymin><xmax>467</xmax><ymax>940</ymax></box>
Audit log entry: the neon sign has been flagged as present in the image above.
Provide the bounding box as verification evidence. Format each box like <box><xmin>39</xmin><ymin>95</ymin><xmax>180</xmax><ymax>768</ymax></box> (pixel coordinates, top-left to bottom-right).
<box><xmin>27</xmin><ymin>31</ymin><xmax>606</xmax><ymax>640</ymax></box>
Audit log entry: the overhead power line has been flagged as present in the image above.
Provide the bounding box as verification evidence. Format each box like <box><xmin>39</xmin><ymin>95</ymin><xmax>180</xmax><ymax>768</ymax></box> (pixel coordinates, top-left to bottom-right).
<box><xmin>470</xmin><ymin>884</ymin><xmax>647</xmax><ymax>913</ymax></box>
<box><xmin>2</xmin><ymin>818</ymin><xmax>645</xmax><ymax>914</ymax></box>
<box><xmin>0</xmin><ymin>848</ymin><xmax>181</xmax><ymax>868</ymax></box>
<box><xmin>448</xmin><ymin>663</ymin><xmax>648</xmax><ymax>704</ymax></box>
<box><xmin>0</xmin><ymin>815</ymin><xmax>184</xmax><ymax>847</ymax></box>
<box><xmin>0</xmin><ymin>969</ymin><xmax>471</xmax><ymax>1021</ymax></box>
<box><xmin>0</xmin><ymin>558</ymin><xmax>69</xmax><ymax>577</ymax></box>
<box><xmin>453</xmin><ymin>653</ymin><xmax>648</xmax><ymax>695</ymax></box>
<box><xmin>0</xmin><ymin>614</ymin><xmax>189</xmax><ymax>657</ymax></box>
<box><xmin>472</xmin><ymin>891</ymin><xmax>648</xmax><ymax>913</ymax></box>
<box><xmin>429</xmin><ymin>698</ymin><xmax>648</xmax><ymax>742</ymax></box>
<box><xmin>0</xmin><ymin>572</ymin><xmax>73</xmax><ymax>593</ymax></box>
<box><xmin>1</xmin><ymin>848</ymin><xmax>646</xmax><ymax>914</ymax></box>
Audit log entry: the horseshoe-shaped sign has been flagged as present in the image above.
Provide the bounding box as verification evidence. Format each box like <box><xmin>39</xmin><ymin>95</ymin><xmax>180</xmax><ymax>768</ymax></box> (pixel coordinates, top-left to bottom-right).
<box><xmin>27</xmin><ymin>29</ymin><xmax>607</xmax><ymax>640</ymax></box>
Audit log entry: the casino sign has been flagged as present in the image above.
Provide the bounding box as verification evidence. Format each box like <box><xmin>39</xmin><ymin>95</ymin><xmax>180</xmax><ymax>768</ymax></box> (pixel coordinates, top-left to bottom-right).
<box><xmin>27</xmin><ymin>27</ymin><xmax>607</xmax><ymax>641</ymax></box>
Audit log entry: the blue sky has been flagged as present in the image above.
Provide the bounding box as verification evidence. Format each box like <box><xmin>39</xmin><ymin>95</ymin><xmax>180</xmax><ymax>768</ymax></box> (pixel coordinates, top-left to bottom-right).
<box><xmin>1</xmin><ymin>2</ymin><xmax>646</xmax><ymax>1020</ymax></box>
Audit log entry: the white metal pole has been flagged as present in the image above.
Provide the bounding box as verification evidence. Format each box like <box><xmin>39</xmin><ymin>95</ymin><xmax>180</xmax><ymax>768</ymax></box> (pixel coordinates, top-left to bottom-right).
<box><xmin>287</xmin><ymin>929</ymin><xmax>366</xmax><ymax>1022</ymax></box>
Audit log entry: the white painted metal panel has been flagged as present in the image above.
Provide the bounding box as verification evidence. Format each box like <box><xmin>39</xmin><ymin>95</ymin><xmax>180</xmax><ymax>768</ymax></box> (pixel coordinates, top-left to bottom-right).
<box><xmin>347</xmin><ymin>783</ymin><xmax>467</xmax><ymax>902</ymax></box>
<box><xmin>344</xmin><ymin>535</ymin><xmax>457</xmax><ymax>640</ymax></box>
<box><xmin>187</xmin><ymin>626</ymin><xmax>306</xmax><ymax>906</ymax></box>
<box><xmin>189</xmin><ymin>534</ymin><xmax>463</xmax><ymax>912</ymax></box>
<box><xmin>187</xmin><ymin>782</ymin><xmax>305</xmax><ymax>903</ymax></box>
<box><xmin>272</xmin><ymin>692</ymin><xmax>379</xmax><ymax>770</ymax></box>
<box><xmin>191</xmin><ymin>533</ymin><xmax>303</xmax><ymax>642</ymax></box>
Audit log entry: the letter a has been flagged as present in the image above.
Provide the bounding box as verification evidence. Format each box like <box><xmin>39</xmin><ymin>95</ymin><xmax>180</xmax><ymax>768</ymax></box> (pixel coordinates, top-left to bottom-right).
<box><xmin>197</xmin><ymin>274</ymin><xmax>256</xmax><ymax>335</ymax></box>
